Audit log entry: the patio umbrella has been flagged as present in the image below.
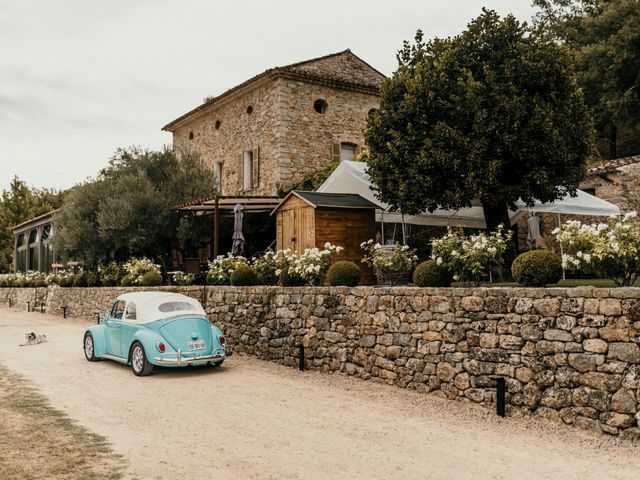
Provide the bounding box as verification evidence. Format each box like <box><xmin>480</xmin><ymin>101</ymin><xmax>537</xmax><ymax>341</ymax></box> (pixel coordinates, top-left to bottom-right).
<box><xmin>526</xmin><ymin>213</ymin><xmax>541</xmax><ymax>249</ymax></box>
<box><xmin>231</xmin><ymin>203</ymin><xmax>245</xmax><ymax>255</ymax></box>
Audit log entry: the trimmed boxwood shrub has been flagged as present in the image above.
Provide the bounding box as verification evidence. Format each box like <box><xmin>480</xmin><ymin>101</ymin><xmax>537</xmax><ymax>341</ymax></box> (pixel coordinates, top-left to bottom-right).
<box><xmin>511</xmin><ymin>250</ymin><xmax>562</xmax><ymax>287</ymax></box>
<box><xmin>120</xmin><ymin>274</ymin><xmax>135</xmax><ymax>286</ymax></box>
<box><xmin>327</xmin><ymin>261</ymin><xmax>361</xmax><ymax>286</ymax></box>
<box><xmin>141</xmin><ymin>270</ymin><xmax>163</xmax><ymax>286</ymax></box>
<box><xmin>230</xmin><ymin>264</ymin><xmax>258</xmax><ymax>286</ymax></box>
<box><xmin>413</xmin><ymin>260</ymin><xmax>453</xmax><ymax>287</ymax></box>
<box><xmin>280</xmin><ymin>267</ymin><xmax>306</xmax><ymax>287</ymax></box>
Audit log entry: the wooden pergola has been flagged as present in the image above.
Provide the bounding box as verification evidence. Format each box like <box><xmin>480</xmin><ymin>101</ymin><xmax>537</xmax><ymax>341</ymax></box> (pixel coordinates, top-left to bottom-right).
<box><xmin>174</xmin><ymin>195</ymin><xmax>281</xmax><ymax>257</ymax></box>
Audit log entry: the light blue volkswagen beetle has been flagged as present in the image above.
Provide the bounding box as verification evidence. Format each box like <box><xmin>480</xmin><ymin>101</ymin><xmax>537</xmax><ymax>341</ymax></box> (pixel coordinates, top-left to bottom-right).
<box><xmin>83</xmin><ymin>292</ymin><xmax>231</xmax><ymax>376</ymax></box>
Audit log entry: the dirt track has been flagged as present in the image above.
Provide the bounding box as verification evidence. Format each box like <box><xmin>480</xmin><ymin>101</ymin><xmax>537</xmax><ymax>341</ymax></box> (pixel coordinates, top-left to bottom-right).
<box><xmin>1</xmin><ymin>307</ymin><xmax>639</xmax><ymax>480</ymax></box>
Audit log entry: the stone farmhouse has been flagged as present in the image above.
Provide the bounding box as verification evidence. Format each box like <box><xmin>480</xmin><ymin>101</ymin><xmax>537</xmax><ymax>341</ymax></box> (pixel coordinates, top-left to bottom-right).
<box><xmin>580</xmin><ymin>155</ymin><xmax>640</xmax><ymax>213</ymax></box>
<box><xmin>162</xmin><ymin>50</ymin><xmax>385</xmax><ymax>196</ymax></box>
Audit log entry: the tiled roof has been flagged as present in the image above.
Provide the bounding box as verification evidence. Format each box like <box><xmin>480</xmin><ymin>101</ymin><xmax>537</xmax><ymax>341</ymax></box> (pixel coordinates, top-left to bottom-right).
<box><xmin>162</xmin><ymin>49</ymin><xmax>385</xmax><ymax>132</ymax></box>
<box><xmin>587</xmin><ymin>155</ymin><xmax>640</xmax><ymax>176</ymax></box>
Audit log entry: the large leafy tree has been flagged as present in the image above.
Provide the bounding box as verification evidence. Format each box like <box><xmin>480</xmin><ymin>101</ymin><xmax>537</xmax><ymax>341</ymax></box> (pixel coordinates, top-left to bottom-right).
<box><xmin>53</xmin><ymin>147</ymin><xmax>214</xmax><ymax>266</ymax></box>
<box><xmin>365</xmin><ymin>9</ymin><xmax>594</xmax><ymax>231</ymax></box>
<box><xmin>0</xmin><ymin>177</ymin><xmax>65</xmax><ymax>272</ymax></box>
<box><xmin>534</xmin><ymin>0</ymin><xmax>640</xmax><ymax>159</ymax></box>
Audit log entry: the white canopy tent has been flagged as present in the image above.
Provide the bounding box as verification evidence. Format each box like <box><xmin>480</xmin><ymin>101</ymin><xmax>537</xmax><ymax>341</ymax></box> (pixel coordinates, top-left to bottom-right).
<box><xmin>317</xmin><ymin>161</ymin><xmax>621</xmax><ymax>229</ymax></box>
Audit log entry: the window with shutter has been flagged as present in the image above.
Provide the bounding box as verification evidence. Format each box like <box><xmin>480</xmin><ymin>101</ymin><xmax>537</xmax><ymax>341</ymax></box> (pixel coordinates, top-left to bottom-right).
<box><xmin>340</xmin><ymin>143</ymin><xmax>357</xmax><ymax>162</ymax></box>
<box><xmin>243</xmin><ymin>150</ymin><xmax>253</xmax><ymax>191</ymax></box>
<box><xmin>252</xmin><ymin>146</ymin><xmax>260</xmax><ymax>189</ymax></box>
<box><xmin>331</xmin><ymin>143</ymin><xmax>341</xmax><ymax>163</ymax></box>
<box><xmin>237</xmin><ymin>153</ymin><xmax>244</xmax><ymax>193</ymax></box>
<box><xmin>213</xmin><ymin>161</ymin><xmax>223</xmax><ymax>194</ymax></box>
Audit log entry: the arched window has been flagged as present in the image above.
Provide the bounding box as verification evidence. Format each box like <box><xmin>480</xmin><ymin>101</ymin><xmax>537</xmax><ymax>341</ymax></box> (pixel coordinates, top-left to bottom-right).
<box><xmin>314</xmin><ymin>99</ymin><xmax>328</xmax><ymax>114</ymax></box>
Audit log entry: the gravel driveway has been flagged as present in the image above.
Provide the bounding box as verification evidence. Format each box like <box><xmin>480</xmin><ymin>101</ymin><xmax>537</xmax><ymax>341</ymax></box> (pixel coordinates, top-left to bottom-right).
<box><xmin>1</xmin><ymin>307</ymin><xmax>639</xmax><ymax>480</ymax></box>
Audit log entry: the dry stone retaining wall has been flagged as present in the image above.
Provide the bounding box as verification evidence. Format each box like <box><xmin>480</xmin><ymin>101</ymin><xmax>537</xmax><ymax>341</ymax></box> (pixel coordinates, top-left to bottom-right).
<box><xmin>2</xmin><ymin>285</ymin><xmax>640</xmax><ymax>439</ymax></box>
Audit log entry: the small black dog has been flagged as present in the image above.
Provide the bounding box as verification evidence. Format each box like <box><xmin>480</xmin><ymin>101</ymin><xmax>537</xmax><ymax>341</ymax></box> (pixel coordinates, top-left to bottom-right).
<box><xmin>20</xmin><ymin>332</ymin><xmax>47</xmax><ymax>346</ymax></box>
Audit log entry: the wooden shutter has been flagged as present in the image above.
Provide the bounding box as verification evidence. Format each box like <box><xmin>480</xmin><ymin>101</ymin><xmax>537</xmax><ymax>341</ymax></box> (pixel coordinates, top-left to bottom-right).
<box><xmin>331</xmin><ymin>142</ymin><xmax>341</xmax><ymax>163</ymax></box>
<box><xmin>252</xmin><ymin>146</ymin><xmax>260</xmax><ymax>189</ymax></box>
<box><xmin>237</xmin><ymin>153</ymin><xmax>244</xmax><ymax>193</ymax></box>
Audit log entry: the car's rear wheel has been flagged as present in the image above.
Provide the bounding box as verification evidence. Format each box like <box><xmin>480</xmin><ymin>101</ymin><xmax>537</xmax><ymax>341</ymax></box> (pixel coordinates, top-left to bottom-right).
<box><xmin>130</xmin><ymin>342</ymin><xmax>153</xmax><ymax>376</ymax></box>
<box><xmin>83</xmin><ymin>332</ymin><xmax>98</xmax><ymax>362</ymax></box>
<box><xmin>210</xmin><ymin>360</ymin><xmax>224</xmax><ymax>368</ymax></box>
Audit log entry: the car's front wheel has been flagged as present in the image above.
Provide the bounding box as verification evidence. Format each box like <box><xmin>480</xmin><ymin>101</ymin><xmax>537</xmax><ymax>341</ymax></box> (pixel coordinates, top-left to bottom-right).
<box><xmin>83</xmin><ymin>332</ymin><xmax>99</xmax><ymax>362</ymax></box>
<box><xmin>130</xmin><ymin>342</ymin><xmax>153</xmax><ymax>376</ymax></box>
<box><xmin>210</xmin><ymin>360</ymin><xmax>224</xmax><ymax>368</ymax></box>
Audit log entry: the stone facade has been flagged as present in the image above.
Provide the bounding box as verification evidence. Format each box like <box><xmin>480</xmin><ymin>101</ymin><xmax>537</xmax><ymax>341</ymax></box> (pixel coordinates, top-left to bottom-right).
<box><xmin>3</xmin><ymin>285</ymin><xmax>640</xmax><ymax>439</ymax></box>
<box><xmin>164</xmin><ymin>50</ymin><xmax>383</xmax><ymax>195</ymax></box>
<box><xmin>581</xmin><ymin>155</ymin><xmax>640</xmax><ymax>213</ymax></box>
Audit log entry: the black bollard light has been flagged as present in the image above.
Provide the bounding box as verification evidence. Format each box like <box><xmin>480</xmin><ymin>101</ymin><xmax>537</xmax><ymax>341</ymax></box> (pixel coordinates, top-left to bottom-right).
<box><xmin>26</xmin><ymin>301</ymin><xmax>30</xmax><ymax>312</ymax></box>
<box><xmin>8</xmin><ymin>298</ymin><xmax>12</xmax><ymax>308</ymax></box>
<box><xmin>40</xmin><ymin>303</ymin><xmax>44</xmax><ymax>314</ymax></box>
<box><xmin>491</xmin><ymin>376</ymin><xmax>506</xmax><ymax>417</ymax></box>
<box><xmin>62</xmin><ymin>306</ymin><xmax>67</xmax><ymax>318</ymax></box>
<box><xmin>298</xmin><ymin>344</ymin><xmax>305</xmax><ymax>371</ymax></box>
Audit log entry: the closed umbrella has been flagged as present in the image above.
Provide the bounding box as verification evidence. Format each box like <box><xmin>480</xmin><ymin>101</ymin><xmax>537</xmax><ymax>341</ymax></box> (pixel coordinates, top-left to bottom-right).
<box><xmin>231</xmin><ymin>203</ymin><xmax>245</xmax><ymax>255</ymax></box>
<box><xmin>526</xmin><ymin>213</ymin><xmax>541</xmax><ymax>249</ymax></box>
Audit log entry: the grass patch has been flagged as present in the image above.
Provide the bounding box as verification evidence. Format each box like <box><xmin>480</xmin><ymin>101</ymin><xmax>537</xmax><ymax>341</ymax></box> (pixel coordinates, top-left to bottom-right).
<box><xmin>453</xmin><ymin>278</ymin><xmax>639</xmax><ymax>288</ymax></box>
<box><xmin>0</xmin><ymin>363</ymin><xmax>125</xmax><ymax>480</ymax></box>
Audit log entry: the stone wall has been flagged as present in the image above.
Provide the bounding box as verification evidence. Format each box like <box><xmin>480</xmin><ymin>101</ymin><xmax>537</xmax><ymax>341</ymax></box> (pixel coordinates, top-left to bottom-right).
<box><xmin>2</xmin><ymin>285</ymin><xmax>640</xmax><ymax>439</ymax></box>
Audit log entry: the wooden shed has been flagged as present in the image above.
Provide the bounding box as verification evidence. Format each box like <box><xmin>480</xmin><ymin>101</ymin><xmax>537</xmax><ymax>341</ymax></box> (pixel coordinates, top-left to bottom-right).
<box><xmin>272</xmin><ymin>191</ymin><xmax>378</xmax><ymax>284</ymax></box>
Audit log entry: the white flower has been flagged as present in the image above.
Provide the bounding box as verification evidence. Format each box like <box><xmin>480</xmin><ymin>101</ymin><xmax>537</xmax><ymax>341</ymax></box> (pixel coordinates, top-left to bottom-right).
<box><xmin>436</xmin><ymin>257</ymin><xmax>442</xmax><ymax>265</ymax></box>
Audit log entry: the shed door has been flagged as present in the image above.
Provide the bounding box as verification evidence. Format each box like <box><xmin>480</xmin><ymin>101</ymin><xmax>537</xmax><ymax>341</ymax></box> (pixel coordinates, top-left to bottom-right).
<box><xmin>278</xmin><ymin>207</ymin><xmax>314</xmax><ymax>254</ymax></box>
<box><xmin>279</xmin><ymin>209</ymin><xmax>296</xmax><ymax>252</ymax></box>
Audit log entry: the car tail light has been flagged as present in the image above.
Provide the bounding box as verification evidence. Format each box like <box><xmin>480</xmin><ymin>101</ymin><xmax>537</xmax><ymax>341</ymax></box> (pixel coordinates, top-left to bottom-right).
<box><xmin>158</xmin><ymin>342</ymin><xmax>166</xmax><ymax>352</ymax></box>
<box><xmin>219</xmin><ymin>336</ymin><xmax>226</xmax><ymax>345</ymax></box>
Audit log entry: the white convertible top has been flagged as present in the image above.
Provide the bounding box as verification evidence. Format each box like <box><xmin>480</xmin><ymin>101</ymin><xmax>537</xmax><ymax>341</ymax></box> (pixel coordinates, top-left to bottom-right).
<box><xmin>116</xmin><ymin>292</ymin><xmax>206</xmax><ymax>324</ymax></box>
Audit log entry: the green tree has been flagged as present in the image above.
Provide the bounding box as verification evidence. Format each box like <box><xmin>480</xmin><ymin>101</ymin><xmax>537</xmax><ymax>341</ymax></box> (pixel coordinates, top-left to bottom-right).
<box><xmin>534</xmin><ymin>0</ymin><xmax>640</xmax><ymax>159</ymax></box>
<box><xmin>53</xmin><ymin>147</ymin><xmax>214</xmax><ymax>266</ymax></box>
<box><xmin>365</xmin><ymin>10</ymin><xmax>594</xmax><ymax>231</ymax></box>
<box><xmin>0</xmin><ymin>177</ymin><xmax>65</xmax><ymax>272</ymax></box>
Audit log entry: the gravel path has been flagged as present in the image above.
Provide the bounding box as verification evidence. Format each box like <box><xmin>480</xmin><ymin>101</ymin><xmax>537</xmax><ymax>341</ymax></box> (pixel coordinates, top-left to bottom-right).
<box><xmin>1</xmin><ymin>307</ymin><xmax>639</xmax><ymax>480</ymax></box>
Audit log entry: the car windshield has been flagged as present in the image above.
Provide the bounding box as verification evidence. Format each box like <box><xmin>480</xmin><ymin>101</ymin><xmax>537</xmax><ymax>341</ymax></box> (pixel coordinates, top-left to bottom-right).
<box><xmin>158</xmin><ymin>301</ymin><xmax>197</xmax><ymax>313</ymax></box>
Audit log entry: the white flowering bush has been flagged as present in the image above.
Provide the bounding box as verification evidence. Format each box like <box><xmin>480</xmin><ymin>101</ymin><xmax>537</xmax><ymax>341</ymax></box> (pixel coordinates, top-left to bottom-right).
<box><xmin>288</xmin><ymin>243</ymin><xmax>343</xmax><ymax>286</ymax></box>
<box><xmin>554</xmin><ymin>211</ymin><xmax>640</xmax><ymax>286</ymax></box>
<box><xmin>122</xmin><ymin>257</ymin><xmax>162</xmax><ymax>286</ymax></box>
<box><xmin>252</xmin><ymin>250</ymin><xmax>291</xmax><ymax>285</ymax></box>
<box><xmin>431</xmin><ymin>227</ymin><xmax>512</xmax><ymax>286</ymax></box>
<box><xmin>360</xmin><ymin>240</ymin><xmax>418</xmax><ymax>286</ymax></box>
<box><xmin>0</xmin><ymin>271</ymin><xmax>48</xmax><ymax>287</ymax></box>
<box><xmin>173</xmin><ymin>271</ymin><xmax>196</xmax><ymax>286</ymax></box>
<box><xmin>45</xmin><ymin>269</ymin><xmax>76</xmax><ymax>287</ymax></box>
<box><xmin>207</xmin><ymin>254</ymin><xmax>248</xmax><ymax>285</ymax></box>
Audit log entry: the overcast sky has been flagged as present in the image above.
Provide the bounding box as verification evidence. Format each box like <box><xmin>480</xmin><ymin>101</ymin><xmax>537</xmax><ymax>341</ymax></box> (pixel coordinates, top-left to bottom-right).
<box><xmin>0</xmin><ymin>0</ymin><xmax>537</xmax><ymax>192</ymax></box>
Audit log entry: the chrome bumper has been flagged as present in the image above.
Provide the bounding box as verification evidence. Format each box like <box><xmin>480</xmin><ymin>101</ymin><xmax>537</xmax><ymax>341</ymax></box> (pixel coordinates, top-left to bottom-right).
<box><xmin>154</xmin><ymin>349</ymin><xmax>225</xmax><ymax>366</ymax></box>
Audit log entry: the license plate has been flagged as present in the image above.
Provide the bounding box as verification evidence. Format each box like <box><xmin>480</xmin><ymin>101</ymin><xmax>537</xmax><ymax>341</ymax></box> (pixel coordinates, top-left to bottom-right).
<box><xmin>188</xmin><ymin>340</ymin><xmax>205</xmax><ymax>351</ymax></box>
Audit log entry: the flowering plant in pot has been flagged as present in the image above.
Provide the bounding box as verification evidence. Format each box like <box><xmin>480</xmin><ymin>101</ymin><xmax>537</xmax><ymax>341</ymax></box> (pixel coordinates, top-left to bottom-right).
<box><xmin>360</xmin><ymin>240</ymin><xmax>418</xmax><ymax>286</ymax></box>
